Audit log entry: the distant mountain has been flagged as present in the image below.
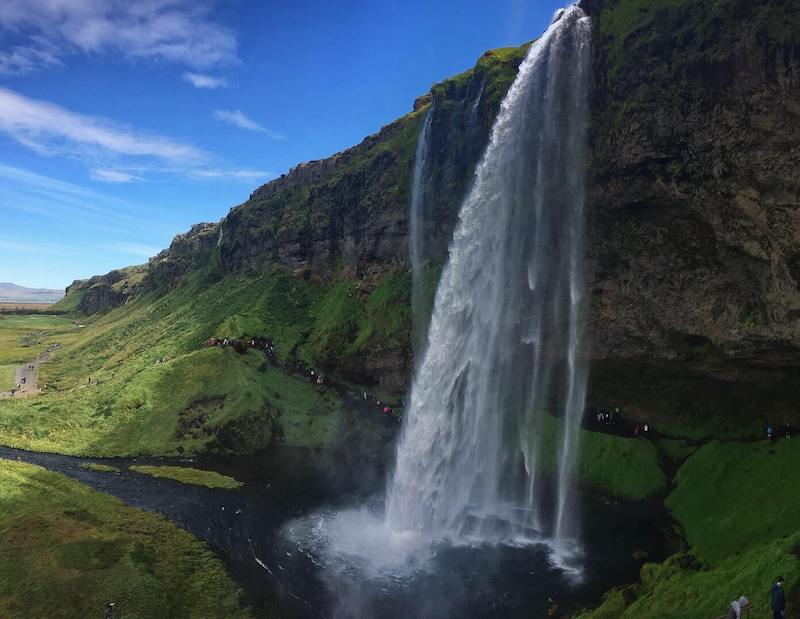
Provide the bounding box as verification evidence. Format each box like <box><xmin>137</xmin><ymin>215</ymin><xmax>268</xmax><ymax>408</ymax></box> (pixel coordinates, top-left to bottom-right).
<box><xmin>0</xmin><ymin>283</ymin><xmax>64</xmax><ymax>304</ymax></box>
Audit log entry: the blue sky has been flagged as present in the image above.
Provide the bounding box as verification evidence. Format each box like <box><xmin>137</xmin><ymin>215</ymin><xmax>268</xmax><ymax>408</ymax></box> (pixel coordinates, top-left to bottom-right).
<box><xmin>0</xmin><ymin>0</ymin><xmax>565</xmax><ymax>290</ymax></box>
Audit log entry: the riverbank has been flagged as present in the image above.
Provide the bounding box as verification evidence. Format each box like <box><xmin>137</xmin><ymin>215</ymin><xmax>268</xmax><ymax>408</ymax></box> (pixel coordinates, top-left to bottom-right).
<box><xmin>0</xmin><ymin>458</ymin><xmax>250</xmax><ymax>618</ymax></box>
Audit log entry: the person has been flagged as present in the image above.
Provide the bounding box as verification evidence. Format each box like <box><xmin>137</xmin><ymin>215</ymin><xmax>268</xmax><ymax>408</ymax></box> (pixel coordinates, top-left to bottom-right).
<box><xmin>771</xmin><ymin>576</ymin><xmax>786</xmax><ymax>619</ymax></box>
<box><xmin>634</xmin><ymin>425</ymin><xmax>639</xmax><ymax>438</ymax></box>
<box><xmin>644</xmin><ymin>423</ymin><xmax>649</xmax><ymax>434</ymax></box>
<box><xmin>767</xmin><ymin>424</ymin><xmax>774</xmax><ymax>441</ymax></box>
<box><xmin>726</xmin><ymin>596</ymin><xmax>749</xmax><ymax>619</ymax></box>
<box><xmin>104</xmin><ymin>601</ymin><xmax>117</xmax><ymax>619</ymax></box>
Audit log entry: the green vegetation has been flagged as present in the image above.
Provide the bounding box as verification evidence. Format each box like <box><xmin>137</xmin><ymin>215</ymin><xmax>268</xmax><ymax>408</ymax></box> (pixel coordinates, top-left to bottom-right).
<box><xmin>578</xmin><ymin>439</ymin><xmax>800</xmax><ymax>617</ymax></box>
<box><xmin>667</xmin><ymin>440</ymin><xmax>800</xmax><ymax>564</ymax></box>
<box><xmin>538</xmin><ymin>414</ymin><xmax>666</xmax><ymax>500</ymax></box>
<box><xmin>0</xmin><ymin>271</ymin><xmax>345</xmax><ymax>457</ymax></box>
<box><xmin>129</xmin><ymin>465</ymin><xmax>242</xmax><ymax>489</ymax></box>
<box><xmin>80</xmin><ymin>463</ymin><xmax>120</xmax><ymax>473</ymax></box>
<box><xmin>0</xmin><ymin>459</ymin><xmax>250</xmax><ymax>618</ymax></box>
<box><xmin>655</xmin><ymin>439</ymin><xmax>697</xmax><ymax>463</ymax></box>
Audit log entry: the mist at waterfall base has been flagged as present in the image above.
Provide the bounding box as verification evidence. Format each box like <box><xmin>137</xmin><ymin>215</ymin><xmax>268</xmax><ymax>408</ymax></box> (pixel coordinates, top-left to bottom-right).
<box><xmin>283</xmin><ymin>6</ymin><xmax>596</xmax><ymax>617</ymax></box>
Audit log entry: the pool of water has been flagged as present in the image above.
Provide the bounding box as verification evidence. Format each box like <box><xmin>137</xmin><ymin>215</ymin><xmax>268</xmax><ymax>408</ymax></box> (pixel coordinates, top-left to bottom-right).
<box><xmin>0</xmin><ymin>444</ymin><xmax>670</xmax><ymax>618</ymax></box>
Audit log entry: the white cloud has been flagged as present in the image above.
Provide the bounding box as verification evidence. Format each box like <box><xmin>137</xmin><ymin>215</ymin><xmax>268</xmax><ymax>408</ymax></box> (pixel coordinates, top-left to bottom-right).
<box><xmin>212</xmin><ymin>109</ymin><xmax>285</xmax><ymax>139</ymax></box>
<box><xmin>0</xmin><ymin>0</ymin><xmax>237</xmax><ymax>75</ymax></box>
<box><xmin>0</xmin><ymin>237</ymin><xmax>77</xmax><ymax>255</ymax></box>
<box><xmin>193</xmin><ymin>168</ymin><xmax>274</xmax><ymax>182</ymax></box>
<box><xmin>103</xmin><ymin>241</ymin><xmax>161</xmax><ymax>258</ymax></box>
<box><xmin>90</xmin><ymin>169</ymin><xmax>141</xmax><ymax>183</ymax></box>
<box><xmin>0</xmin><ymin>163</ymin><xmax>175</xmax><ymax>235</ymax></box>
<box><xmin>0</xmin><ymin>87</ymin><xmax>205</xmax><ymax>169</ymax></box>
<box><xmin>182</xmin><ymin>72</ymin><xmax>228</xmax><ymax>89</ymax></box>
<box><xmin>0</xmin><ymin>45</ymin><xmax>61</xmax><ymax>75</ymax></box>
<box><xmin>212</xmin><ymin>109</ymin><xmax>264</xmax><ymax>132</ymax></box>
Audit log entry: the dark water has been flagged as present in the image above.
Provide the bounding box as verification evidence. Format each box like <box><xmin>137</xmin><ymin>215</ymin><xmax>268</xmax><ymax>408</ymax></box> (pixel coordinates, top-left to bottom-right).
<box><xmin>0</xmin><ymin>444</ymin><xmax>669</xmax><ymax>619</ymax></box>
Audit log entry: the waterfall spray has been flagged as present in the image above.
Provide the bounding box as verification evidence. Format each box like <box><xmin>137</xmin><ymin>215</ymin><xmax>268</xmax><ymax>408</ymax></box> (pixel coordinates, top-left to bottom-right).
<box><xmin>387</xmin><ymin>5</ymin><xmax>591</xmax><ymax>552</ymax></box>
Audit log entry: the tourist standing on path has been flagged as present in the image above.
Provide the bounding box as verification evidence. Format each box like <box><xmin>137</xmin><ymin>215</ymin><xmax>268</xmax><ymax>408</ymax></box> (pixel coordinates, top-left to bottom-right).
<box><xmin>771</xmin><ymin>576</ymin><xmax>786</xmax><ymax>619</ymax></box>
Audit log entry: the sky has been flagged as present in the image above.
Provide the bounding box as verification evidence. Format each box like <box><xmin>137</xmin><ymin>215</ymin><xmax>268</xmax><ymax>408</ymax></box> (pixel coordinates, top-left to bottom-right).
<box><xmin>0</xmin><ymin>0</ymin><xmax>566</xmax><ymax>290</ymax></box>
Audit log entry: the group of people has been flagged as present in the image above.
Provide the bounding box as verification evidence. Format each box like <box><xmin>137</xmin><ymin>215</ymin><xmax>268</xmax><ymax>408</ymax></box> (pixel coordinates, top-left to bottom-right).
<box><xmin>724</xmin><ymin>575</ymin><xmax>785</xmax><ymax>618</ymax></box>
<box><xmin>208</xmin><ymin>336</ymin><xmax>277</xmax><ymax>358</ymax></box>
<box><xmin>766</xmin><ymin>423</ymin><xmax>792</xmax><ymax>442</ymax></box>
<box><xmin>362</xmin><ymin>391</ymin><xmax>402</xmax><ymax>423</ymax></box>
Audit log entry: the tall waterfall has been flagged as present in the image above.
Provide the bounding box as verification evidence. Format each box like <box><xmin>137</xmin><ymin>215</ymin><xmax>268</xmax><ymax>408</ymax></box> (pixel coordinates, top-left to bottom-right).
<box><xmin>387</xmin><ymin>5</ymin><xmax>591</xmax><ymax>550</ymax></box>
<box><xmin>409</xmin><ymin>108</ymin><xmax>433</xmax><ymax>352</ymax></box>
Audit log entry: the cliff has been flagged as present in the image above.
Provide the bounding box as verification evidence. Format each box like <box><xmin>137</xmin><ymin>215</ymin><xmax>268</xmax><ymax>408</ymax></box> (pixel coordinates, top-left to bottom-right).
<box><xmin>63</xmin><ymin>0</ymin><xmax>800</xmax><ymax>423</ymax></box>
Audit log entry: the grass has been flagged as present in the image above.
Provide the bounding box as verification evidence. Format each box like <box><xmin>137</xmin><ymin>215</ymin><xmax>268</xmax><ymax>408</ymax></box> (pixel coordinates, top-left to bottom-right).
<box><xmin>0</xmin><ymin>271</ymin><xmax>345</xmax><ymax>457</ymax></box>
<box><xmin>129</xmin><ymin>465</ymin><xmax>242</xmax><ymax>489</ymax></box>
<box><xmin>578</xmin><ymin>534</ymin><xmax>799</xmax><ymax>619</ymax></box>
<box><xmin>537</xmin><ymin>414</ymin><xmax>666</xmax><ymax>501</ymax></box>
<box><xmin>0</xmin><ymin>459</ymin><xmax>251</xmax><ymax>618</ymax></box>
<box><xmin>0</xmin><ymin>364</ymin><xmax>16</xmax><ymax>392</ymax></box>
<box><xmin>80</xmin><ymin>463</ymin><xmax>120</xmax><ymax>473</ymax></box>
<box><xmin>666</xmin><ymin>440</ymin><xmax>800</xmax><ymax>565</ymax></box>
<box><xmin>578</xmin><ymin>439</ymin><xmax>800</xmax><ymax>617</ymax></box>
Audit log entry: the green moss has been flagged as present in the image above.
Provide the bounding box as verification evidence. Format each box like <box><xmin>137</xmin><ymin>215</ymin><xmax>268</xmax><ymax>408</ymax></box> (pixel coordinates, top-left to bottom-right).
<box><xmin>579</xmin><ymin>536</ymin><xmax>799</xmax><ymax>619</ymax></box>
<box><xmin>537</xmin><ymin>414</ymin><xmax>666</xmax><ymax>500</ymax></box>
<box><xmin>0</xmin><ymin>459</ymin><xmax>251</xmax><ymax>617</ymax></box>
<box><xmin>80</xmin><ymin>463</ymin><xmax>120</xmax><ymax>473</ymax></box>
<box><xmin>655</xmin><ymin>439</ymin><xmax>698</xmax><ymax>463</ymax></box>
<box><xmin>129</xmin><ymin>465</ymin><xmax>242</xmax><ymax>489</ymax></box>
<box><xmin>666</xmin><ymin>440</ymin><xmax>800</xmax><ymax>565</ymax></box>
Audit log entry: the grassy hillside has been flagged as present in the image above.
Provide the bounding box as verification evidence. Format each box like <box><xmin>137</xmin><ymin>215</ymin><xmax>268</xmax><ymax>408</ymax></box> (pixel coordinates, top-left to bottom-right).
<box><xmin>0</xmin><ymin>459</ymin><xmax>250</xmax><ymax>618</ymax></box>
<box><xmin>578</xmin><ymin>438</ymin><xmax>800</xmax><ymax>618</ymax></box>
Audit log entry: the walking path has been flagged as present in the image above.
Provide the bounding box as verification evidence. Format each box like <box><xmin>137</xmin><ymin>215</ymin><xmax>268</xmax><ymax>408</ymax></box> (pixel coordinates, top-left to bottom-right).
<box><xmin>0</xmin><ymin>343</ymin><xmax>59</xmax><ymax>399</ymax></box>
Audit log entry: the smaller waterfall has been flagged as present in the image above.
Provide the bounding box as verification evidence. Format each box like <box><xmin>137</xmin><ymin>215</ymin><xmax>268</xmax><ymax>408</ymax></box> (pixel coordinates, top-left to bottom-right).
<box><xmin>409</xmin><ymin>108</ymin><xmax>433</xmax><ymax>351</ymax></box>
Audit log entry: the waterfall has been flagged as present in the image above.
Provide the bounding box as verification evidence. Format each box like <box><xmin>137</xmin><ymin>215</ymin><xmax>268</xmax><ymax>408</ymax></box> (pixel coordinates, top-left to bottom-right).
<box><xmin>409</xmin><ymin>108</ymin><xmax>433</xmax><ymax>352</ymax></box>
<box><xmin>387</xmin><ymin>5</ymin><xmax>591</xmax><ymax>551</ymax></box>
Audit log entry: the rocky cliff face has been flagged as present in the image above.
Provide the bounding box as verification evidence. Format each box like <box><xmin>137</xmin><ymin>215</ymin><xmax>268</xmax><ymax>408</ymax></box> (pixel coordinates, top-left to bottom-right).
<box><xmin>583</xmin><ymin>0</ymin><xmax>800</xmax><ymax>425</ymax></box>
<box><xmin>215</xmin><ymin>45</ymin><xmax>527</xmax><ymax>283</ymax></box>
<box><xmin>68</xmin><ymin>0</ymin><xmax>800</xmax><ymax>423</ymax></box>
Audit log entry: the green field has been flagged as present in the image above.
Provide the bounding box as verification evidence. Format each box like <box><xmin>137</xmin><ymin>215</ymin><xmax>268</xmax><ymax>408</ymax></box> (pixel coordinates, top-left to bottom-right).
<box><xmin>0</xmin><ymin>459</ymin><xmax>251</xmax><ymax>618</ymax></box>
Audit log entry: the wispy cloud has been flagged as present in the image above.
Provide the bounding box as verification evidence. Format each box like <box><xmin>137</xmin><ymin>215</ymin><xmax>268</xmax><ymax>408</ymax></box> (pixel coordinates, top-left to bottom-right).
<box><xmin>0</xmin><ymin>163</ymin><xmax>176</xmax><ymax>235</ymax></box>
<box><xmin>183</xmin><ymin>72</ymin><xmax>228</xmax><ymax>89</ymax></box>
<box><xmin>0</xmin><ymin>237</ymin><xmax>78</xmax><ymax>255</ymax></box>
<box><xmin>90</xmin><ymin>169</ymin><xmax>141</xmax><ymax>183</ymax></box>
<box><xmin>0</xmin><ymin>87</ymin><xmax>205</xmax><ymax>169</ymax></box>
<box><xmin>212</xmin><ymin>109</ymin><xmax>285</xmax><ymax>140</ymax></box>
<box><xmin>213</xmin><ymin>109</ymin><xmax>265</xmax><ymax>132</ymax></box>
<box><xmin>0</xmin><ymin>1</ymin><xmax>237</xmax><ymax>75</ymax></box>
<box><xmin>102</xmin><ymin>241</ymin><xmax>161</xmax><ymax>258</ymax></box>
<box><xmin>193</xmin><ymin>168</ymin><xmax>274</xmax><ymax>182</ymax></box>
<box><xmin>0</xmin><ymin>44</ymin><xmax>61</xmax><ymax>75</ymax></box>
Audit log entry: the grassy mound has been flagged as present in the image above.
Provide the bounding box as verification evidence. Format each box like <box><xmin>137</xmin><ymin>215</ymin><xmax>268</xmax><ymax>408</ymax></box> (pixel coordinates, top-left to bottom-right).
<box><xmin>129</xmin><ymin>465</ymin><xmax>242</xmax><ymax>490</ymax></box>
<box><xmin>538</xmin><ymin>414</ymin><xmax>666</xmax><ymax>501</ymax></box>
<box><xmin>0</xmin><ymin>459</ymin><xmax>251</xmax><ymax>618</ymax></box>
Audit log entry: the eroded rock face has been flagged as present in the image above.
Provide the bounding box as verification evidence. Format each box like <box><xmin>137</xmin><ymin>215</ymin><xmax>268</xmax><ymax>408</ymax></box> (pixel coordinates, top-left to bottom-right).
<box><xmin>75</xmin><ymin>283</ymin><xmax>127</xmax><ymax>315</ymax></box>
<box><xmin>145</xmin><ymin>222</ymin><xmax>220</xmax><ymax>290</ymax></box>
<box><xmin>580</xmin><ymin>0</ymin><xmax>800</xmax><ymax>424</ymax></box>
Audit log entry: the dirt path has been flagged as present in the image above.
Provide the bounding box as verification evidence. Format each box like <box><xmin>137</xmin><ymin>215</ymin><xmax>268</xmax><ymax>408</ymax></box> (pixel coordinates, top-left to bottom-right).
<box><xmin>0</xmin><ymin>343</ymin><xmax>59</xmax><ymax>399</ymax></box>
